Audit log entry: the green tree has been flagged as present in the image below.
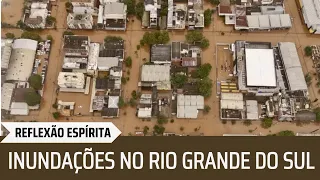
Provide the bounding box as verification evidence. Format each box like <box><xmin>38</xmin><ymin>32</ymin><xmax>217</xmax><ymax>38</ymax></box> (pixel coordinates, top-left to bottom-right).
<box><xmin>277</xmin><ymin>130</ymin><xmax>295</xmax><ymax>136</ymax></box>
<box><xmin>194</xmin><ymin>63</ymin><xmax>212</xmax><ymax>78</ymax></box>
<box><xmin>118</xmin><ymin>97</ymin><xmax>125</xmax><ymax>108</ymax></box>
<box><xmin>143</xmin><ymin>126</ymin><xmax>149</xmax><ymax>135</ymax></box>
<box><xmin>121</xmin><ymin>77</ymin><xmax>127</xmax><ymax>84</ymax></box>
<box><xmin>197</xmin><ymin>77</ymin><xmax>213</xmax><ymax>98</ymax></box>
<box><xmin>104</xmin><ymin>36</ymin><xmax>123</xmax><ymax>43</ymax></box>
<box><xmin>243</xmin><ymin>120</ymin><xmax>252</xmax><ymax>126</ymax></box>
<box><xmin>204</xmin><ymin>105</ymin><xmax>211</xmax><ymax>114</ymax></box>
<box><xmin>46</xmin><ymin>16</ymin><xmax>56</xmax><ymax>26</ymax></box>
<box><xmin>160</xmin><ymin>1</ymin><xmax>168</xmax><ymax>16</ymax></box>
<box><xmin>5</xmin><ymin>33</ymin><xmax>15</xmax><ymax>39</ymax></box>
<box><xmin>204</xmin><ymin>9</ymin><xmax>213</xmax><ymax>27</ymax></box>
<box><xmin>24</xmin><ymin>89</ymin><xmax>41</xmax><ymax>106</ymax></box>
<box><xmin>209</xmin><ymin>0</ymin><xmax>220</xmax><ymax>5</ymax></box>
<box><xmin>65</xmin><ymin>2</ymin><xmax>73</xmax><ymax>12</ymax></box>
<box><xmin>171</xmin><ymin>74</ymin><xmax>187</xmax><ymax>88</ymax></box>
<box><xmin>304</xmin><ymin>46</ymin><xmax>313</xmax><ymax>56</ymax></box>
<box><xmin>16</xmin><ymin>20</ymin><xmax>26</xmax><ymax>28</ymax></box>
<box><xmin>124</xmin><ymin>0</ymin><xmax>136</xmax><ymax>16</ymax></box>
<box><xmin>125</xmin><ymin>56</ymin><xmax>132</xmax><ymax>67</ymax></box>
<box><xmin>129</xmin><ymin>98</ymin><xmax>137</xmax><ymax>107</ymax></box>
<box><xmin>305</xmin><ymin>73</ymin><xmax>312</xmax><ymax>87</ymax></box>
<box><xmin>136</xmin><ymin>2</ymin><xmax>144</xmax><ymax>20</ymax></box>
<box><xmin>140</xmin><ymin>31</ymin><xmax>170</xmax><ymax>46</ymax></box>
<box><xmin>157</xmin><ymin>114</ymin><xmax>168</xmax><ymax>125</ymax></box>
<box><xmin>52</xmin><ymin>112</ymin><xmax>61</xmax><ymax>120</ymax></box>
<box><xmin>21</xmin><ymin>31</ymin><xmax>42</xmax><ymax>41</ymax></box>
<box><xmin>47</xmin><ymin>35</ymin><xmax>53</xmax><ymax>41</ymax></box>
<box><xmin>185</xmin><ymin>31</ymin><xmax>210</xmax><ymax>49</ymax></box>
<box><xmin>261</xmin><ymin>117</ymin><xmax>273</xmax><ymax>129</ymax></box>
<box><xmin>131</xmin><ymin>90</ymin><xmax>137</xmax><ymax>99</ymax></box>
<box><xmin>153</xmin><ymin>125</ymin><xmax>165</xmax><ymax>135</ymax></box>
<box><xmin>28</xmin><ymin>74</ymin><xmax>42</xmax><ymax>90</ymax></box>
<box><xmin>63</xmin><ymin>31</ymin><xmax>74</xmax><ymax>36</ymax></box>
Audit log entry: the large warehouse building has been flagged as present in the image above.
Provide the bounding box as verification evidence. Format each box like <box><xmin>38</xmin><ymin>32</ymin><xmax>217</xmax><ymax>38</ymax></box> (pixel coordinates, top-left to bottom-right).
<box><xmin>300</xmin><ymin>0</ymin><xmax>320</xmax><ymax>34</ymax></box>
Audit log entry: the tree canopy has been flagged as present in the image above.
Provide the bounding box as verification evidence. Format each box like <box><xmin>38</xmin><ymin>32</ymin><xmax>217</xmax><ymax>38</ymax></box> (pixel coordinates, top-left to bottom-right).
<box><xmin>304</xmin><ymin>46</ymin><xmax>312</xmax><ymax>56</ymax></box>
<box><xmin>140</xmin><ymin>31</ymin><xmax>170</xmax><ymax>46</ymax></box>
<box><xmin>63</xmin><ymin>31</ymin><xmax>74</xmax><ymax>36</ymax></box>
<box><xmin>153</xmin><ymin>125</ymin><xmax>165</xmax><ymax>135</ymax></box>
<box><xmin>21</xmin><ymin>31</ymin><xmax>42</xmax><ymax>42</ymax></box>
<box><xmin>157</xmin><ymin>114</ymin><xmax>168</xmax><ymax>125</ymax></box>
<box><xmin>305</xmin><ymin>73</ymin><xmax>312</xmax><ymax>87</ymax></box>
<box><xmin>46</xmin><ymin>16</ymin><xmax>56</xmax><ymax>26</ymax></box>
<box><xmin>171</xmin><ymin>74</ymin><xmax>188</xmax><ymax>88</ymax></box>
<box><xmin>197</xmin><ymin>77</ymin><xmax>213</xmax><ymax>98</ymax></box>
<box><xmin>277</xmin><ymin>130</ymin><xmax>295</xmax><ymax>136</ymax></box>
<box><xmin>28</xmin><ymin>74</ymin><xmax>43</xmax><ymax>90</ymax></box>
<box><xmin>204</xmin><ymin>105</ymin><xmax>211</xmax><ymax>114</ymax></box>
<box><xmin>209</xmin><ymin>0</ymin><xmax>220</xmax><ymax>5</ymax></box>
<box><xmin>118</xmin><ymin>97</ymin><xmax>126</xmax><ymax>108</ymax></box>
<box><xmin>104</xmin><ymin>36</ymin><xmax>123</xmax><ymax>43</ymax></box>
<box><xmin>136</xmin><ymin>2</ymin><xmax>145</xmax><ymax>20</ymax></box>
<box><xmin>125</xmin><ymin>56</ymin><xmax>132</xmax><ymax>67</ymax></box>
<box><xmin>123</xmin><ymin>0</ymin><xmax>136</xmax><ymax>16</ymax></box>
<box><xmin>204</xmin><ymin>9</ymin><xmax>213</xmax><ymax>27</ymax></box>
<box><xmin>24</xmin><ymin>89</ymin><xmax>41</xmax><ymax>106</ymax></box>
<box><xmin>193</xmin><ymin>63</ymin><xmax>212</xmax><ymax>78</ymax></box>
<box><xmin>261</xmin><ymin>118</ymin><xmax>273</xmax><ymax>129</ymax></box>
<box><xmin>52</xmin><ymin>112</ymin><xmax>61</xmax><ymax>120</ymax></box>
<box><xmin>185</xmin><ymin>31</ymin><xmax>210</xmax><ymax>49</ymax></box>
<box><xmin>5</xmin><ymin>33</ymin><xmax>15</xmax><ymax>39</ymax></box>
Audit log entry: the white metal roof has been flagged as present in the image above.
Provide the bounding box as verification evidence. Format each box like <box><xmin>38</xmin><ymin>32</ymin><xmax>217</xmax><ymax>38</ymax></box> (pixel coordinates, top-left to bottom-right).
<box><xmin>269</xmin><ymin>14</ymin><xmax>281</xmax><ymax>28</ymax></box>
<box><xmin>278</xmin><ymin>42</ymin><xmax>308</xmax><ymax>91</ymax></box>
<box><xmin>220</xmin><ymin>100</ymin><xmax>244</xmax><ymax>110</ymax></box>
<box><xmin>97</xmin><ymin>57</ymin><xmax>119</xmax><ymax>71</ymax></box>
<box><xmin>258</xmin><ymin>15</ymin><xmax>270</xmax><ymax>28</ymax></box>
<box><xmin>104</xmin><ymin>2</ymin><xmax>127</xmax><ymax>19</ymax></box>
<box><xmin>87</xmin><ymin>43</ymin><xmax>100</xmax><ymax>71</ymax></box>
<box><xmin>1</xmin><ymin>83</ymin><xmax>15</xmax><ymax>111</ymax></box>
<box><xmin>246</xmin><ymin>100</ymin><xmax>259</xmax><ymax>120</ymax></box>
<box><xmin>141</xmin><ymin>65</ymin><xmax>170</xmax><ymax>82</ymax></box>
<box><xmin>279</xmin><ymin>14</ymin><xmax>292</xmax><ymax>28</ymax></box>
<box><xmin>10</xmin><ymin>102</ymin><xmax>29</xmax><ymax>115</ymax></box>
<box><xmin>177</xmin><ymin>94</ymin><xmax>204</xmax><ymax>119</ymax></box>
<box><xmin>58</xmin><ymin>72</ymin><xmax>85</xmax><ymax>89</ymax></box>
<box><xmin>245</xmin><ymin>48</ymin><xmax>276</xmax><ymax>87</ymax></box>
<box><xmin>221</xmin><ymin>93</ymin><xmax>243</xmax><ymax>101</ymax></box>
<box><xmin>138</xmin><ymin>108</ymin><xmax>152</xmax><ymax>118</ymax></box>
<box><xmin>301</xmin><ymin>0</ymin><xmax>320</xmax><ymax>27</ymax></box>
<box><xmin>246</xmin><ymin>15</ymin><xmax>259</xmax><ymax>28</ymax></box>
<box><xmin>108</xmin><ymin>96</ymin><xmax>119</xmax><ymax>108</ymax></box>
<box><xmin>12</xmin><ymin>39</ymin><xmax>38</xmax><ymax>51</ymax></box>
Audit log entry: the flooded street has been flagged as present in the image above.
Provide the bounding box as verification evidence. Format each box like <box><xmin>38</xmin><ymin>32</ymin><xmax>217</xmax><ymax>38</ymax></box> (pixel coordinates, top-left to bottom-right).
<box><xmin>1</xmin><ymin>0</ymin><xmax>320</xmax><ymax>135</ymax></box>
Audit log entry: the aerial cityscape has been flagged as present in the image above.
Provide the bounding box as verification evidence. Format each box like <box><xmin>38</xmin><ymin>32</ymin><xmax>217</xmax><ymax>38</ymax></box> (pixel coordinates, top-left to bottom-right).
<box><xmin>1</xmin><ymin>0</ymin><xmax>320</xmax><ymax>136</ymax></box>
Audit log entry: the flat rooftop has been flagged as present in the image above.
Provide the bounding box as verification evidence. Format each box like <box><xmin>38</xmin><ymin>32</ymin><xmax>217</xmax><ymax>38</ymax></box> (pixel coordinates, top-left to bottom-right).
<box><xmin>245</xmin><ymin>48</ymin><xmax>276</xmax><ymax>87</ymax></box>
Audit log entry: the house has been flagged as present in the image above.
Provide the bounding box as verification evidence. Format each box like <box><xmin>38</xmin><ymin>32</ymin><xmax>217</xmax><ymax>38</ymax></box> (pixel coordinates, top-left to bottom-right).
<box><xmin>139</xmin><ymin>65</ymin><xmax>171</xmax><ymax>90</ymax></box>
<box><xmin>57</xmin><ymin>100</ymin><xmax>75</xmax><ymax>116</ymax></box>
<box><xmin>103</xmin><ymin>2</ymin><xmax>127</xmax><ymax>30</ymax></box>
<box><xmin>144</xmin><ymin>0</ymin><xmax>161</xmax><ymax>28</ymax></box>
<box><xmin>167</xmin><ymin>0</ymin><xmax>187</xmax><ymax>29</ymax></box>
<box><xmin>64</xmin><ymin>35</ymin><xmax>90</xmax><ymax>57</ymax></box>
<box><xmin>300</xmin><ymin>0</ymin><xmax>320</xmax><ymax>34</ymax></box>
<box><xmin>150</xmin><ymin>44</ymin><xmax>171</xmax><ymax>64</ymax></box>
<box><xmin>87</xmin><ymin>43</ymin><xmax>100</xmax><ymax>75</ymax></box>
<box><xmin>138</xmin><ymin>94</ymin><xmax>152</xmax><ymax>118</ymax></box>
<box><xmin>71</xmin><ymin>0</ymin><xmax>95</xmax><ymax>7</ymax></box>
<box><xmin>171</xmin><ymin>42</ymin><xmax>201</xmax><ymax>66</ymax></box>
<box><xmin>5</xmin><ymin>39</ymin><xmax>38</xmax><ymax>82</ymax></box>
<box><xmin>97</xmin><ymin>57</ymin><xmax>120</xmax><ymax>71</ymax></box>
<box><xmin>187</xmin><ymin>0</ymin><xmax>204</xmax><ymax>29</ymax></box>
<box><xmin>58</xmin><ymin>72</ymin><xmax>86</xmax><ymax>92</ymax></box>
<box><xmin>67</xmin><ymin>13</ymin><xmax>93</xmax><ymax>29</ymax></box>
<box><xmin>24</xmin><ymin>2</ymin><xmax>48</xmax><ymax>29</ymax></box>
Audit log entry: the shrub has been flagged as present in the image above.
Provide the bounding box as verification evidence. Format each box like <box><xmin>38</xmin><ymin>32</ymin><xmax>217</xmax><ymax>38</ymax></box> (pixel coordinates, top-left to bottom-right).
<box><xmin>157</xmin><ymin>114</ymin><xmax>168</xmax><ymax>125</ymax></box>
<box><xmin>304</xmin><ymin>46</ymin><xmax>312</xmax><ymax>56</ymax></box>
<box><xmin>125</xmin><ymin>56</ymin><xmax>132</xmax><ymax>68</ymax></box>
<box><xmin>63</xmin><ymin>31</ymin><xmax>74</xmax><ymax>36</ymax></box>
<box><xmin>52</xmin><ymin>112</ymin><xmax>61</xmax><ymax>120</ymax></box>
<box><xmin>243</xmin><ymin>120</ymin><xmax>252</xmax><ymax>126</ymax></box>
<box><xmin>170</xmin><ymin>119</ymin><xmax>174</xmax><ymax>123</ymax></box>
<box><xmin>153</xmin><ymin>125</ymin><xmax>165</xmax><ymax>135</ymax></box>
<box><xmin>21</xmin><ymin>31</ymin><xmax>42</xmax><ymax>41</ymax></box>
<box><xmin>204</xmin><ymin>105</ymin><xmax>211</xmax><ymax>114</ymax></box>
<box><xmin>261</xmin><ymin>118</ymin><xmax>273</xmax><ymax>129</ymax></box>
<box><xmin>5</xmin><ymin>33</ymin><xmax>15</xmax><ymax>39</ymax></box>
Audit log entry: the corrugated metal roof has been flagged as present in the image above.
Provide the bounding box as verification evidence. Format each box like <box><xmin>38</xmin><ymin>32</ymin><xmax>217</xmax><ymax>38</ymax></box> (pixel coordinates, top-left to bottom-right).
<box><xmin>220</xmin><ymin>100</ymin><xmax>244</xmax><ymax>110</ymax></box>
<box><xmin>246</xmin><ymin>100</ymin><xmax>259</xmax><ymax>120</ymax></box>
<box><xmin>278</xmin><ymin>42</ymin><xmax>308</xmax><ymax>91</ymax></box>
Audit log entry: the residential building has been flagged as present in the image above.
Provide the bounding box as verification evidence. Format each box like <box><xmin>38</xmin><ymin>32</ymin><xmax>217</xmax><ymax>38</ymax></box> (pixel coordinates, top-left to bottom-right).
<box><xmin>1</xmin><ymin>39</ymin><xmax>13</xmax><ymax>84</ymax></box>
<box><xmin>63</xmin><ymin>35</ymin><xmax>90</xmax><ymax>57</ymax></box>
<box><xmin>144</xmin><ymin>0</ymin><xmax>161</xmax><ymax>28</ymax></box>
<box><xmin>138</xmin><ymin>94</ymin><xmax>153</xmax><ymax>118</ymax></box>
<box><xmin>71</xmin><ymin>0</ymin><xmax>95</xmax><ymax>7</ymax></box>
<box><xmin>177</xmin><ymin>94</ymin><xmax>204</xmax><ymax>119</ymax></box>
<box><xmin>150</xmin><ymin>44</ymin><xmax>171</xmax><ymax>64</ymax></box>
<box><xmin>58</xmin><ymin>72</ymin><xmax>86</xmax><ymax>92</ymax></box>
<box><xmin>24</xmin><ymin>2</ymin><xmax>48</xmax><ymax>29</ymax></box>
<box><xmin>139</xmin><ymin>65</ymin><xmax>171</xmax><ymax>90</ymax></box>
<box><xmin>218</xmin><ymin>0</ymin><xmax>292</xmax><ymax>31</ymax></box>
<box><xmin>171</xmin><ymin>41</ymin><xmax>201</xmax><ymax>67</ymax></box>
<box><xmin>5</xmin><ymin>39</ymin><xmax>38</xmax><ymax>82</ymax></box>
<box><xmin>57</xmin><ymin>100</ymin><xmax>75</xmax><ymax>116</ymax></box>
<box><xmin>167</xmin><ymin>0</ymin><xmax>187</xmax><ymax>29</ymax></box>
<box><xmin>87</xmin><ymin>43</ymin><xmax>100</xmax><ymax>75</ymax></box>
<box><xmin>102</xmin><ymin>2</ymin><xmax>127</xmax><ymax>30</ymax></box>
<box><xmin>187</xmin><ymin>0</ymin><xmax>204</xmax><ymax>29</ymax></box>
<box><xmin>300</xmin><ymin>0</ymin><xmax>320</xmax><ymax>34</ymax></box>
<box><xmin>67</xmin><ymin>13</ymin><xmax>94</xmax><ymax>29</ymax></box>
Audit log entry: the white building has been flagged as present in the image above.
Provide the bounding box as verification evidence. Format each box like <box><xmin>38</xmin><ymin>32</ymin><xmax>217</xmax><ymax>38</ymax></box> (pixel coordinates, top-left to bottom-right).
<box><xmin>301</xmin><ymin>0</ymin><xmax>320</xmax><ymax>34</ymax></box>
<box><xmin>103</xmin><ymin>2</ymin><xmax>127</xmax><ymax>30</ymax></box>
<box><xmin>58</xmin><ymin>72</ymin><xmax>86</xmax><ymax>92</ymax></box>
<box><xmin>1</xmin><ymin>39</ymin><xmax>13</xmax><ymax>81</ymax></box>
<box><xmin>24</xmin><ymin>2</ymin><xmax>48</xmax><ymax>29</ymax></box>
<box><xmin>71</xmin><ymin>0</ymin><xmax>95</xmax><ymax>7</ymax></box>
<box><xmin>177</xmin><ymin>94</ymin><xmax>204</xmax><ymax>119</ymax></box>
<box><xmin>145</xmin><ymin>0</ymin><xmax>161</xmax><ymax>28</ymax></box>
<box><xmin>5</xmin><ymin>39</ymin><xmax>38</xmax><ymax>82</ymax></box>
<box><xmin>87</xmin><ymin>43</ymin><xmax>100</xmax><ymax>75</ymax></box>
<box><xmin>140</xmin><ymin>65</ymin><xmax>171</xmax><ymax>90</ymax></box>
<box><xmin>67</xmin><ymin>13</ymin><xmax>93</xmax><ymax>29</ymax></box>
<box><xmin>1</xmin><ymin>83</ymin><xmax>15</xmax><ymax>111</ymax></box>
